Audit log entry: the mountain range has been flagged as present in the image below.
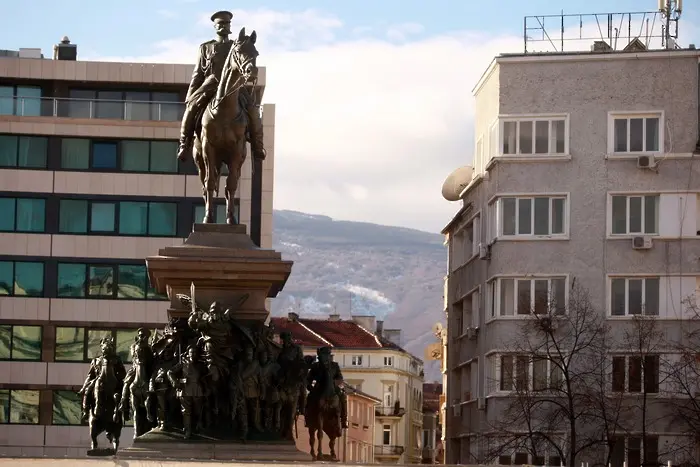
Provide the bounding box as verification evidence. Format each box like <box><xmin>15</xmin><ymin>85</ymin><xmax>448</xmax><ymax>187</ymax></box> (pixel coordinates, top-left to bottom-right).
<box><xmin>269</xmin><ymin>210</ymin><xmax>446</xmax><ymax>381</ymax></box>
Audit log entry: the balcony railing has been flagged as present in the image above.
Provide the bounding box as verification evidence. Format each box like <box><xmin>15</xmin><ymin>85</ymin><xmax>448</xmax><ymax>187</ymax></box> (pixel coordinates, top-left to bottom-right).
<box><xmin>0</xmin><ymin>96</ymin><xmax>185</xmax><ymax>122</ymax></box>
<box><xmin>375</xmin><ymin>406</ymin><xmax>406</xmax><ymax>417</ymax></box>
<box><xmin>375</xmin><ymin>445</ymin><xmax>405</xmax><ymax>456</ymax></box>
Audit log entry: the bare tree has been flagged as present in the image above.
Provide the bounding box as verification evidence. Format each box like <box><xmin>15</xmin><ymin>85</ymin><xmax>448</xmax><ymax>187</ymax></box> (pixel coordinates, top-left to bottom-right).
<box><xmin>482</xmin><ymin>282</ymin><xmax>626</xmax><ymax>467</ymax></box>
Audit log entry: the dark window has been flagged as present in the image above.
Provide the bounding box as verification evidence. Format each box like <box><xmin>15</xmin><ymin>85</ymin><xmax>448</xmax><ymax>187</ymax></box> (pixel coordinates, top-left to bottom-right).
<box><xmin>0</xmin><ymin>261</ymin><xmax>44</xmax><ymax>296</ymax></box>
<box><xmin>92</xmin><ymin>141</ymin><xmax>118</xmax><ymax>169</ymax></box>
<box><xmin>150</xmin><ymin>141</ymin><xmax>178</xmax><ymax>172</ymax></box>
<box><xmin>90</xmin><ymin>202</ymin><xmax>116</xmax><ymax>232</ymax></box>
<box><xmin>0</xmin><ymin>325</ymin><xmax>42</xmax><ymax>360</ymax></box>
<box><xmin>61</xmin><ymin>138</ymin><xmax>90</xmax><ymax>169</ymax></box>
<box><xmin>95</xmin><ymin>91</ymin><xmax>123</xmax><ymax>119</ymax></box>
<box><xmin>0</xmin><ymin>135</ymin><xmax>48</xmax><ymax>168</ymax></box>
<box><xmin>56</xmin><ymin>262</ymin><xmax>166</xmax><ymax>300</ymax></box>
<box><xmin>66</xmin><ymin>89</ymin><xmax>93</xmax><ymax>118</ymax></box>
<box><xmin>52</xmin><ymin>390</ymin><xmax>83</xmax><ymax>425</ymax></box>
<box><xmin>0</xmin><ymin>197</ymin><xmax>46</xmax><ymax>232</ymax></box>
<box><xmin>151</xmin><ymin>92</ymin><xmax>181</xmax><ymax>121</ymax></box>
<box><xmin>65</xmin><ymin>89</ymin><xmax>182</xmax><ymax>122</ymax></box>
<box><xmin>55</xmin><ymin>326</ymin><xmax>142</xmax><ymax>363</ymax></box>
<box><xmin>58</xmin><ymin>199</ymin><xmax>89</xmax><ymax>233</ymax></box>
<box><xmin>121</xmin><ymin>140</ymin><xmax>178</xmax><ymax>173</ymax></box>
<box><xmin>0</xmin><ymin>389</ymin><xmax>40</xmax><ymax>424</ymax></box>
<box><xmin>121</xmin><ymin>140</ymin><xmax>150</xmax><ymax>172</ymax></box>
<box><xmin>124</xmin><ymin>91</ymin><xmax>151</xmax><ymax>121</ymax></box>
<box><xmin>120</xmin><ymin>201</ymin><xmax>177</xmax><ymax>236</ymax></box>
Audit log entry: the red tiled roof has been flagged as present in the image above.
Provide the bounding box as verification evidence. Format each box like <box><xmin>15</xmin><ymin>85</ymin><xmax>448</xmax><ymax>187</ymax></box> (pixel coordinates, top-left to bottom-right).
<box><xmin>269</xmin><ymin>317</ymin><xmax>328</xmax><ymax>347</ymax></box>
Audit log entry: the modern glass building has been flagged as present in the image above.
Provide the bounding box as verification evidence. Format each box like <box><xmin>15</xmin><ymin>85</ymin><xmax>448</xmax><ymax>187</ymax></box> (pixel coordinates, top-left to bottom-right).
<box><xmin>0</xmin><ymin>40</ymin><xmax>276</xmax><ymax>456</ymax></box>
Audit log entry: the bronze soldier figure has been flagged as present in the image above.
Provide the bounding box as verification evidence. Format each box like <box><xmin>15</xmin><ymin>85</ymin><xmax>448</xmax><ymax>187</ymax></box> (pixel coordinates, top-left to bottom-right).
<box><xmin>168</xmin><ymin>345</ymin><xmax>205</xmax><ymax>439</ymax></box>
<box><xmin>176</xmin><ymin>10</ymin><xmax>265</xmax><ymax>163</ymax></box>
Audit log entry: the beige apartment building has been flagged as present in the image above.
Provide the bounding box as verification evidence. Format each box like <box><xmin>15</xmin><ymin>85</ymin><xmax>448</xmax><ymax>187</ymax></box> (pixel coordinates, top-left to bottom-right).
<box><xmin>442</xmin><ymin>42</ymin><xmax>700</xmax><ymax>466</ymax></box>
<box><xmin>0</xmin><ymin>41</ymin><xmax>275</xmax><ymax>456</ymax></box>
<box><xmin>272</xmin><ymin>312</ymin><xmax>425</xmax><ymax>464</ymax></box>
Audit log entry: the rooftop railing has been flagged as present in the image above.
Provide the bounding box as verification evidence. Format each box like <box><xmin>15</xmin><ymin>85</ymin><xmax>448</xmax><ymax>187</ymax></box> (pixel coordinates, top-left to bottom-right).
<box><xmin>0</xmin><ymin>96</ymin><xmax>185</xmax><ymax>122</ymax></box>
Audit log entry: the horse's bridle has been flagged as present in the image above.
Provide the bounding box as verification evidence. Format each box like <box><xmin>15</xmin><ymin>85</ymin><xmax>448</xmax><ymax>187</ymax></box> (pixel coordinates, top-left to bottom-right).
<box><xmin>212</xmin><ymin>38</ymin><xmax>258</xmax><ymax>110</ymax></box>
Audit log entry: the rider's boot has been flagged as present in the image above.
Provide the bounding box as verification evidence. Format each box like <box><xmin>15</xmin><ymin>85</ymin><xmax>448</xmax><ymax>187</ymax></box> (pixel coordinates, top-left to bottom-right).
<box><xmin>177</xmin><ymin>104</ymin><xmax>198</xmax><ymax>162</ymax></box>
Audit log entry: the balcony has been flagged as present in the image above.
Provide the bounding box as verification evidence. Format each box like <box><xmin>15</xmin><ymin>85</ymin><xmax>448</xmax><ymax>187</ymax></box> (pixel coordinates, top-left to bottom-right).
<box><xmin>1</xmin><ymin>96</ymin><xmax>185</xmax><ymax>122</ymax></box>
<box><xmin>374</xmin><ymin>445</ymin><xmax>405</xmax><ymax>456</ymax></box>
<box><xmin>375</xmin><ymin>406</ymin><xmax>406</xmax><ymax>418</ymax></box>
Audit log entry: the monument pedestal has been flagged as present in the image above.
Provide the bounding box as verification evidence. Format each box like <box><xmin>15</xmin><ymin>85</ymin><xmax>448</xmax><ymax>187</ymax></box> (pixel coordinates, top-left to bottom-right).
<box><xmin>147</xmin><ymin>223</ymin><xmax>293</xmax><ymax>322</ymax></box>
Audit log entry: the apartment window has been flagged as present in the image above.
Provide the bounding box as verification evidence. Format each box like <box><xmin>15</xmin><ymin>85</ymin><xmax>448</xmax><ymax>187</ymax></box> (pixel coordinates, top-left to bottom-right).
<box><xmin>611</xmin><ymin>194</ymin><xmax>659</xmax><ymax>235</ymax></box>
<box><xmin>611</xmin><ymin>355</ymin><xmax>660</xmax><ymax>393</ymax></box>
<box><xmin>0</xmin><ymin>325</ymin><xmax>42</xmax><ymax>360</ymax></box>
<box><xmin>61</xmin><ymin>138</ymin><xmax>90</xmax><ymax>169</ymax></box>
<box><xmin>382</xmin><ymin>424</ymin><xmax>391</xmax><ymax>445</ymax></box>
<box><xmin>610</xmin><ymin>277</ymin><xmax>659</xmax><ymax>316</ymax></box>
<box><xmin>351</xmin><ymin>355</ymin><xmax>363</xmax><ymax>366</ymax></box>
<box><xmin>491</xmin><ymin>277</ymin><xmax>566</xmax><ymax>317</ymax></box>
<box><xmin>194</xmin><ymin>202</ymin><xmax>240</xmax><ymax>225</ymax></box>
<box><xmin>610</xmin><ymin>435</ymin><xmax>658</xmax><ymax>467</ymax></box>
<box><xmin>58</xmin><ymin>199</ymin><xmax>177</xmax><ymax>236</ymax></box>
<box><xmin>0</xmin><ymin>85</ymin><xmax>42</xmax><ymax>117</ymax></box>
<box><xmin>56</xmin><ymin>262</ymin><xmax>165</xmax><ymax>300</ymax></box>
<box><xmin>501</xmin><ymin>116</ymin><xmax>567</xmax><ymax>156</ymax></box>
<box><xmin>496</xmin><ymin>196</ymin><xmax>566</xmax><ymax>237</ymax></box>
<box><xmin>500</xmin><ymin>355</ymin><xmax>563</xmax><ymax>391</ymax></box>
<box><xmin>0</xmin><ymin>197</ymin><xmax>46</xmax><ymax>232</ymax></box>
<box><xmin>121</xmin><ymin>140</ymin><xmax>178</xmax><ymax>173</ymax></box>
<box><xmin>610</xmin><ymin>113</ymin><xmax>661</xmax><ymax>154</ymax></box>
<box><xmin>0</xmin><ymin>261</ymin><xmax>44</xmax><ymax>296</ymax></box>
<box><xmin>0</xmin><ymin>389</ymin><xmax>40</xmax><ymax>424</ymax></box>
<box><xmin>384</xmin><ymin>356</ymin><xmax>394</xmax><ymax>366</ymax></box>
<box><xmin>64</xmin><ymin>89</ymin><xmax>181</xmax><ymax>121</ymax></box>
<box><xmin>92</xmin><ymin>141</ymin><xmax>118</xmax><ymax>169</ymax></box>
<box><xmin>54</xmin><ymin>326</ymin><xmax>140</xmax><ymax>363</ymax></box>
<box><xmin>461</xmin><ymin>290</ymin><xmax>479</xmax><ymax>333</ymax></box>
<box><xmin>499</xmin><ymin>451</ymin><xmax>561</xmax><ymax>466</ymax></box>
<box><xmin>0</xmin><ymin>135</ymin><xmax>48</xmax><ymax>168</ymax></box>
<box><xmin>52</xmin><ymin>390</ymin><xmax>82</xmax><ymax>425</ymax></box>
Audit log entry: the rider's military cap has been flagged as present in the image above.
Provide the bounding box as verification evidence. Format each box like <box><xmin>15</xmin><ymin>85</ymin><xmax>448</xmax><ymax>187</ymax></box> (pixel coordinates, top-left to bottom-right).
<box><xmin>317</xmin><ymin>346</ymin><xmax>331</xmax><ymax>355</ymax></box>
<box><xmin>211</xmin><ymin>10</ymin><xmax>233</xmax><ymax>22</ymax></box>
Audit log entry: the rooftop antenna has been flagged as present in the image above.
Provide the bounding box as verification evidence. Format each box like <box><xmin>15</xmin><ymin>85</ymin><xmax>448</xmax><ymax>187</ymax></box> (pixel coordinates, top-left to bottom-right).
<box><xmin>659</xmin><ymin>0</ymin><xmax>682</xmax><ymax>49</ymax></box>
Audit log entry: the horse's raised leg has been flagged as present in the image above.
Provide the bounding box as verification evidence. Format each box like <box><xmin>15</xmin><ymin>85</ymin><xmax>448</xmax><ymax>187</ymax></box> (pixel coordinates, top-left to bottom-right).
<box><xmin>316</xmin><ymin>415</ymin><xmax>324</xmax><ymax>459</ymax></box>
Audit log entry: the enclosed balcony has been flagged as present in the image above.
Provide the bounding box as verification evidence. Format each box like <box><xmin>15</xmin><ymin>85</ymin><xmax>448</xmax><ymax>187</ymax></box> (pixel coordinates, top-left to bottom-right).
<box><xmin>375</xmin><ymin>405</ymin><xmax>406</xmax><ymax>418</ymax></box>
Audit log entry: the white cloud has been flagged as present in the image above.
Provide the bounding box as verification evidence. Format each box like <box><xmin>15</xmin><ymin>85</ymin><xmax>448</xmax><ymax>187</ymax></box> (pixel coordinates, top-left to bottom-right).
<box><xmin>87</xmin><ymin>8</ymin><xmax>700</xmax><ymax>232</ymax></box>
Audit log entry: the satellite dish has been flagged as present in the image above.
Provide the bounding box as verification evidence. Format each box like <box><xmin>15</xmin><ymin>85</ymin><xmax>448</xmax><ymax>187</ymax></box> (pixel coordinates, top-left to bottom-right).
<box><xmin>441</xmin><ymin>166</ymin><xmax>474</xmax><ymax>201</ymax></box>
<box><xmin>432</xmin><ymin>322</ymin><xmax>443</xmax><ymax>335</ymax></box>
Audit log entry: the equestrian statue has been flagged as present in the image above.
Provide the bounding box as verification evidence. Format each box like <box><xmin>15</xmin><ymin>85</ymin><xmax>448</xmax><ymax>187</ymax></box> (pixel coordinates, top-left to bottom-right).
<box><xmin>176</xmin><ymin>10</ymin><xmax>266</xmax><ymax>225</ymax></box>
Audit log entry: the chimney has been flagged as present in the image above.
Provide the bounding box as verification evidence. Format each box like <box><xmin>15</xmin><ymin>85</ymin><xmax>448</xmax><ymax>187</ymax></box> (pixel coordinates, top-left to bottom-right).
<box><xmin>383</xmin><ymin>329</ymin><xmax>402</xmax><ymax>345</ymax></box>
<box><xmin>329</xmin><ymin>313</ymin><xmax>341</xmax><ymax>321</ymax></box>
<box><xmin>351</xmin><ymin>315</ymin><xmax>376</xmax><ymax>332</ymax></box>
<box><xmin>53</xmin><ymin>36</ymin><xmax>77</xmax><ymax>61</ymax></box>
<box><xmin>376</xmin><ymin>320</ymin><xmax>384</xmax><ymax>336</ymax></box>
<box><xmin>288</xmin><ymin>312</ymin><xmax>299</xmax><ymax>322</ymax></box>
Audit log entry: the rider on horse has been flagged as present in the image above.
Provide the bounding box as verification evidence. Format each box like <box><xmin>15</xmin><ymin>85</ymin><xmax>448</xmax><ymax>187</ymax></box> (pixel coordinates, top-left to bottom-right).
<box><xmin>176</xmin><ymin>10</ymin><xmax>265</xmax><ymax>163</ymax></box>
<box><xmin>306</xmin><ymin>347</ymin><xmax>348</xmax><ymax>430</ymax></box>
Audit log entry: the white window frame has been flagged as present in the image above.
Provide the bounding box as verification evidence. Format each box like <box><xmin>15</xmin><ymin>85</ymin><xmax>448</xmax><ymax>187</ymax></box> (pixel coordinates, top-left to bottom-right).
<box><xmin>487</xmin><ymin>275</ymin><xmax>569</xmax><ymax>319</ymax></box>
<box><xmin>498</xmin><ymin>114</ymin><xmax>570</xmax><ymax>157</ymax></box>
<box><xmin>608</xmin><ymin>194</ymin><xmax>660</xmax><ymax>236</ymax></box>
<box><xmin>382</xmin><ymin>424</ymin><xmax>392</xmax><ymax>445</ymax></box>
<box><xmin>608</xmin><ymin>276</ymin><xmax>660</xmax><ymax>317</ymax></box>
<box><xmin>384</xmin><ymin>356</ymin><xmax>394</xmax><ymax>367</ymax></box>
<box><xmin>351</xmin><ymin>355</ymin><xmax>363</xmax><ymax>366</ymax></box>
<box><xmin>607</xmin><ymin>111</ymin><xmax>664</xmax><ymax>156</ymax></box>
<box><xmin>610</xmin><ymin>354</ymin><xmax>661</xmax><ymax>394</ymax></box>
<box><xmin>489</xmin><ymin>193</ymin><xmax>569</xmax><ymax>240</ymax></box>
<box><xmin>498</xmin><ymin>354</ymin><xmax>564</xmax><ymax>392</ymax></box>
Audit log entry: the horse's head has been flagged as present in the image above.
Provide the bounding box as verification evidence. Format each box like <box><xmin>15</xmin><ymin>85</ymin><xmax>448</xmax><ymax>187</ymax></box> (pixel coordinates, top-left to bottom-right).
<box><xmin>231</xmin><ymin>27</ymin><xmax>259</xmax><ymax>81</ymax></box>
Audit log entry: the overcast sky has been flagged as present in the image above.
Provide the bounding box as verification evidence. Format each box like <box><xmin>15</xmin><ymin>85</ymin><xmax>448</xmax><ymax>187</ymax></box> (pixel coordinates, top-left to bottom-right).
<box><xmin>4</xmin><ymin>0</ymin><xmax>699</xmax><ymax>232</ymax></box>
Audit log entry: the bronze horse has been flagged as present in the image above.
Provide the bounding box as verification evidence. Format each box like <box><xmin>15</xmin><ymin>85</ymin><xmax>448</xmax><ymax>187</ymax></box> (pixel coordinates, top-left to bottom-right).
<box><xmin>306</xmin><ymin>360</ymin><xmax>342</xmax><ymax>461</ymax></box>
<box><xmin>194</xmin><ymin>27</ymin><xmax>260</xmax><ymax>224</ymax></box>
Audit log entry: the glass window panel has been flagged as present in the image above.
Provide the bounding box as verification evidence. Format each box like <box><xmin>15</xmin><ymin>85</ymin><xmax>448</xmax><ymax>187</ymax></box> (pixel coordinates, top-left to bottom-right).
<box><xmin>629</xmin><ymin>196</ymin><xmax>642</xmax><ymax>233</ymax></box>
<box><xmin>0</xmin><ymin>261</ymin><xmax>11</xmax><ymax>296</ymax></box>
<box><xmin>119</xmin><ymin>201</ymin><xmax>148</xmax><ymax>235</ymax></box>
<box><xmin>87</xmin><ymin>330</ymin><xmax>112</xmax><ymax>359</ymax></box>
<box><xmin>57</xmin><ymin>263</ymin><xmax>86</xmax><ymax>297</ymax></box>
<box><xmin>0</xmin><ymin>86</ymin><xmax>13</xmax><ymax>116</ymax></box>
<box><xmin>629</xmin><ymin>118</ymin><xmax>644</xmax><ymax>152</ymax></box>
<box><xmin>551</xmin><ymin>198</ymin><xmax>565</xmax><ymax>234</ymax></box>
<box><xmin>121</xmin><ymin>140</ymin><xmax>149</xmax><ymax>172</ymax></box>
<box><xmin>629</xmin><ymin>357</ymin><xmax>642</xmax><ymax>392</ymax></box>
<box><xmin>124</xmin><ymin>92</ymin><xmax>151</xmax><ymax>121</ymax></box>
<box><xmin>502</xmin><ymin>121</ymin><xmax>516</xmax><ymax>154</ymax></box>
<box><xmin>533</xmin><ymin>358</ymin><xmax>548</xmax><ymax>390</ymax></box>
<box><xmin>55</xmin><ymin>327</ymin><xmax>85</xmax><ymax>361</ymax></box>
<box><xmin>95</xmin><ymin>91</ymin><xmax>123</xmax><ymax>119</ymax></box>
<box><xmin>0</xmin><ymin>198</ymin><xmax>15</xmax><ymax>231</ymax></box>
<box><xmin>628</xmin><ymin>279</ymin><xmax>643</xmax><ymax>315</ymax></box>
<box><xmin>611</xmin><ymin>196</ymin><xmax>627</xmax><ymax>234</ymax></box>
<box><xmin>552</xmin><ymin>119</ymin><xmax>566</xmax><ymax>154</ymax></box>
<box><xmin>147</xmin><ymin>281</ymin><xmax>167</xmax><ymax>300</ymax></box>
<box><xmin>90</xmin><ymin>202</ymin><xmax>115</xmax><ymax>232</ymax></box>
<box><xmin>552</xmin><ymin>278</ymin><xmax>566</xmax><ymax>314</ymax></box>
<box><xmin>150</xmin><ymin>141</ymin><xmax>178</xmax><ymax>173</ymax></box>
<box><xmin>59</xmin><ymin>199</ymin><xmax>88</xmax><ymax>233</ymax></box>
<box><xmin>644</xmin><ymin>195</ymin><xmax>658</xmax><ymax>234</ymax></box>
<box><xmin>92</xmin><ymin>142</ymin><xmax>117</xmax><ymax>169</ymax></box>
<box><xmin>11</xmin><ymin>326</ymin><xmax>41</xmax><ymax>360</ymax></box>
<box><xmin>61</xmin><ymin>138</ymin><xmax>90</xmax><ymax>169</ymax></box>
<box><xmin>88</xmin><ymin>265</ymin><xmax>114</xmax><ymax>297</ymax></box>
<box><xmin>148</xmin><ymin>202</ymin><xmax>177</xmax><ymax>236</ymax></box>
<box><xmin>499</xmin><ymin>279</ymin><xmax>514</xmax><ymax>316</ymax></box>
<box><xmin>10</xmin><ymin>390</ymin><xmax>39</xmax><ymax>424</ymax></box>
<box><xmin>0</xmin><ymin>135</ymin><xmax>18</xmax><ymax>167</ymax></box>
<box><xmin>52</xmin><ymin>390</ymin><xmax>82</xmax><ymax>425</ymax></box>
<box><xmin>15</xmin><ymin>86</ymin><xmax>42</xmax><ymax>117</ymax></box>
<box><xmin>517</xmin><ymin>198</ymin><xmax>532</xmax><ymax>235</ymax></box>
<box><xmin>0</xmin><ymin>390</ymin><xmax>7</xmax><ymax>424</ymax></box>
<box><xmin>117</xmin><ymin>264</ymin><xmax>146</xmax><ymax>299</ymax></box>
<box><xmin>533</xmin><ymin>279</ymin><xmax>549</xmax><ymax>314</ymax></box>
<box><xmin>501</xmin><ymin>198</ymin><xmax>516</xmax><ymax>235</ymax></box>
<box><xmin>612</xmin><ymin>358</ymin><xmax>626</xmax><ymax>392</ymax></box>
<box><xmin>16</xmin><ymin>198</ymin><xmax>45</xmax><ymax>232</ymax></box>
<box><xmin>66</xmin><ymin>89</ymin><xmax>94</xmax><ymax>118</ymax></box>
<box><xmin>534</xmin><ymin>121</ymin><xmax>549</xmax><ymax>154</ymax></box>
<box><xmin>0</xmin><ymin>325</ymin><xmax>10</xmax><ymax>359</ymax></box>
<box><xmin>116</xmin><ymin>329</ymin><xmax>137</xmax><ymax>362</ymax></box>
<box><xmin>646</xmin><ymin>118</ymin><xmax>660</xmax><ymax>151</ymax></box>
<box><xmin>644</xmin><ymin>278</ymin><xmax>660</xmax><ymax>316</ymax></box>
<box><xmin>611</xmin><ymin>279</ymin><xmax>626</xmax><ymax>316</ymax></box>
<box><xmin>516</xmin><ymin>279</ymin><xmax>531</xmax><ymax>315</ymax></box>
<box><xmin>518</xmin><ymin>121</ymin><xmax>533</xmax><ymax>154</ymax></box>
<box><xmin>14</xmin><ymin>262</ymin><xmax>43</xmax><ymax>297</ymax></box>
<box><xmin>194</xmin><ymin>205</ymin><xmax>205</xmax><ymax>225</ymax></box>
<box><xmin>645</xmin><ymin>355</ymin><xmax>660</xmax><ymax>393</ymax></box>
<box><xmin>17</xmin><ymin>136</ymin><xmax>47</xmax><ymax>168</ymax></box>
<box><xmin>533</xmin><ymin>198</ymin><xmax>550</xmax><ymax>235</ymax></box>
<box><xmin>151</xmin><ymin>92</ymin><xmax>181</xmax><ymax>122</ymax></box>
<box><xmin>614</xmin><ymin>119</ymin><xmax>628</xmax><ymax>152</ymax></box>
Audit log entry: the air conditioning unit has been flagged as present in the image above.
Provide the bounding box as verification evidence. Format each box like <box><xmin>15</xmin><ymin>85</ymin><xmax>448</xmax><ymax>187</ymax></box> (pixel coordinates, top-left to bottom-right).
<box><xmin>632</xmin><ymin>235</ymin><xmax>653</xmax><ymax>250</ymax></box>
<box><xmin>478</xmin><ymin>243</ymin><xmax>490</xmax><ymax>260</ymax></box>
<box><xmin>637</xmin><ymin>155</ymin><xmax>656</xmax><ymax>169</ymax></box>
<box><xmin>477</xmin><ymin>397</ymin><xmax>486</xmax><ymax>410</ymax></box>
